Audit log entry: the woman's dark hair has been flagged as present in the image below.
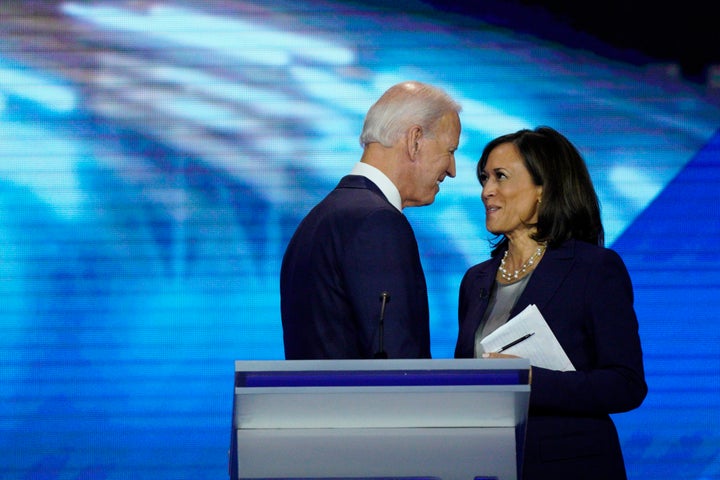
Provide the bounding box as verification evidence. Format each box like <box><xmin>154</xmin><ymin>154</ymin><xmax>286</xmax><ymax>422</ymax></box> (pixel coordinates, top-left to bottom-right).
<box><xmin>477</xmin><ymin>126</ymin><xmax>604</xmax><ymax>256</ymax></box>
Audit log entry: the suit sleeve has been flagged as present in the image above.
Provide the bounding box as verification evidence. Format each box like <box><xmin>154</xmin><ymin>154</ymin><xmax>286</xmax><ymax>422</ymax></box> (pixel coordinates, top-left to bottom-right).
<box><xmin>455</xmin><ymin>267</ymin><xmax>479</xmax><ymax>358</ymax></box>
<box><xmin>530</xmin><ymin>249</ymin><xmax>648</xmax><ymax>415</ymax></box>
<box><xmin>342</xmin><ymin>208</ymin><xmax>431</xmax><ymax>358</ymax></box>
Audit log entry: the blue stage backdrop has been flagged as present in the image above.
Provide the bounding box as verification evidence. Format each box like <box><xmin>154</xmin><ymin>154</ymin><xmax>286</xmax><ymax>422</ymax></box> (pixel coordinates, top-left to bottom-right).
<box><xmin>1</xmin><ymin>1</ymin><xmax>719</xmax><ymax>479</ymax></box>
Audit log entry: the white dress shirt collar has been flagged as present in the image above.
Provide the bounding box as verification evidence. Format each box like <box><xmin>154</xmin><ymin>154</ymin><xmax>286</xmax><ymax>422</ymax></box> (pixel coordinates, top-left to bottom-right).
<box><xmin>350</xmin><ymin>162</ymin><xmax>402</xmax><ymax>212</ymax></box>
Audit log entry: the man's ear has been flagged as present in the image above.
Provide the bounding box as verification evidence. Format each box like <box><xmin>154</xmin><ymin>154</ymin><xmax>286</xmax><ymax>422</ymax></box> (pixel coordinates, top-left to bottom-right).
<box><xmin>406</xmin><ymin>125</ymin><xmax>423</xmax><ymax>160</ymax></box>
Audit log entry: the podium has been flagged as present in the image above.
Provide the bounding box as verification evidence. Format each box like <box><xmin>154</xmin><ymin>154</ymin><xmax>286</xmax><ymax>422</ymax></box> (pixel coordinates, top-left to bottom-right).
<box><xmin>229</xmin><ymin>359</ymin><xmax>530</xmax><ymax>480</ymax></box>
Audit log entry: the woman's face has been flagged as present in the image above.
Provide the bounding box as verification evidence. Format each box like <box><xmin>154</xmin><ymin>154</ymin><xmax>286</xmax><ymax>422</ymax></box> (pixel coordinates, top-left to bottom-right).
<box><xmin>479</xmin><ymin>142</ymin><xmax>542</xmax><ymax>240</ymax></box>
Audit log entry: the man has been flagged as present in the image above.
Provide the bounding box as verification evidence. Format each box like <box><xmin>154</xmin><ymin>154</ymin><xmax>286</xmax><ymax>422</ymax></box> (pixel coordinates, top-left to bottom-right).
<box><xmin>280</xmin><ymin>81</ymin><xmax>462</xmax><ymax>359</ymax></box>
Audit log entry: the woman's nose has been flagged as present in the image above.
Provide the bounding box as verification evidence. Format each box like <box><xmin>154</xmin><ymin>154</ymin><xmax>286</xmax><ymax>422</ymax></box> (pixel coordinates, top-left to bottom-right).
<box><xmin>481</xmin><ymin>183</ymin><xmax>495</xmax><ymax>200</ymax></box>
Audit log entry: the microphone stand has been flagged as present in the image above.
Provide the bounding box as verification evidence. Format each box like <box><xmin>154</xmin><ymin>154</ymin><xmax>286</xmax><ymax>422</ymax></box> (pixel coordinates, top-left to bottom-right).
<box><xmin>373</xmin><ymin>291</ymin><xmax>390</xmax><ymax>359</ymax></box>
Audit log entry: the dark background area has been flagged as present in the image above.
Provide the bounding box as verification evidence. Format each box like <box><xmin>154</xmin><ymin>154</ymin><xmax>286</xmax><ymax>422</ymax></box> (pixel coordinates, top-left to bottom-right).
<box><xmin>427</xmin><ymin>0</ymin><xmax>717</xmax><ymax>84</ymax></box>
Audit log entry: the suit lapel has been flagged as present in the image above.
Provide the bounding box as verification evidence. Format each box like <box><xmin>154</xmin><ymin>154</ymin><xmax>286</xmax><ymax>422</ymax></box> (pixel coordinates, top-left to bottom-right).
<box><xmin>464</xmin><ymin>255</ymin><xmax>501</xmax><ymax>337</ymax></box>
<box><xmin>512</xmin><ymin>239</ymin><xmax>576</xmax><ymax>317</ymax></box>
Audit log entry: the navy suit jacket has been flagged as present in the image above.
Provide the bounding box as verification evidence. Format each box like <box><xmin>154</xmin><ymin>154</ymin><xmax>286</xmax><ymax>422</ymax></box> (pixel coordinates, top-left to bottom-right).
<box><xmin>281</xmin><ymin>175</ymin><xmax>430</xmax><ymax>359</ymax></box>
<box><xmin>456</xmin><ymin>239</ymin><xmax>647</xmax><ymax>479</ymax></box>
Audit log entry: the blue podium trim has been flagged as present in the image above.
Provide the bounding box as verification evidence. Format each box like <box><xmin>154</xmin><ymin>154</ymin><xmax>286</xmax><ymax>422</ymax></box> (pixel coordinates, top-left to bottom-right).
<box><xmin>236</xmin><ymin>369</ymin><xmax>529</xmax><ymax>388</ymax></box>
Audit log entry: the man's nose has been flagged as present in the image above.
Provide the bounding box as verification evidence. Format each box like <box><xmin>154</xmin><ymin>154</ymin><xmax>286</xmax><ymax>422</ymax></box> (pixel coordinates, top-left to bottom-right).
<box><xmin>447</xmin><ymin>157</ymin><xmax>456</xmax><ymax>178</ymax></box>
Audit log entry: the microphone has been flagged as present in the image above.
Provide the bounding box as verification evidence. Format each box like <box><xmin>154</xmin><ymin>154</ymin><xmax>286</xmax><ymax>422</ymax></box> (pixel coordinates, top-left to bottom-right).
<box><xmin>373</xmin><ymin>291</ymin><xmax>390</xmax><ymax>359</ymax></box>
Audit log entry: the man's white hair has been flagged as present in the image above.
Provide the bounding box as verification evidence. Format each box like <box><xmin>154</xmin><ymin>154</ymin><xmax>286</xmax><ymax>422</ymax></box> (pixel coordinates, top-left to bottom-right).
<box><xmin>359</xmin><ymin>81</ymin><xmax>461</xmax><ymax>148</ymax></box>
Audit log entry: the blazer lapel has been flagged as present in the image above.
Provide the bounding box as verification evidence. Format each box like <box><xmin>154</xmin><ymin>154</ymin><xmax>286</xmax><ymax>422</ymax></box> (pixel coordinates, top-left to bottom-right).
<box><xmin>465</xmin><ymin>254</ymin><xmax>502</xmax><ymax>337</ymax></box>
<box><xmin>512</xmin><ymin>239</ymin><xmax>576</xmax><ymax>317</ymax></box>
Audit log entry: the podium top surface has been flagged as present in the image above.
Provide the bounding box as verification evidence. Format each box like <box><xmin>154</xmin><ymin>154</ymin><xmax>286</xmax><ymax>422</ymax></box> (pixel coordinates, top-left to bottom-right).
<box><xmin>235</xmin><ymin>358</ymin><xmax>529</xmax><ymax>371</ymax></box>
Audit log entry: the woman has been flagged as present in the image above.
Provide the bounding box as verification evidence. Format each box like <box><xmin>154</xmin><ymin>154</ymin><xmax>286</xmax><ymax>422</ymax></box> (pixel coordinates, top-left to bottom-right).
<box><xmin>455</xmin><ymin>126</ymin><xmax>647</xmax><ymax>479</ymax></box>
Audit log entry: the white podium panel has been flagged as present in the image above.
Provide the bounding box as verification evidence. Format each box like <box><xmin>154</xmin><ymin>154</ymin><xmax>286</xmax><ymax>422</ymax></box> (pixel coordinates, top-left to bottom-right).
<box><xmin>229</xmin><ymin>359</ymin><xmax>530</xmax><ymax>480</ymax></box>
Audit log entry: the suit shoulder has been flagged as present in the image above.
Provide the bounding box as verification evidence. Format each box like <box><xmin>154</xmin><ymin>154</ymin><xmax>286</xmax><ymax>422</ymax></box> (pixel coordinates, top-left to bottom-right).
<box><xmin>571</xmin><ymin>240</ymin><xmax>625</xmax><ymax>263</ymax></box>
<box><xmin>565</xmin><ymin>241</ymin><xmax>629</xmax><ymax>278</ymax></box>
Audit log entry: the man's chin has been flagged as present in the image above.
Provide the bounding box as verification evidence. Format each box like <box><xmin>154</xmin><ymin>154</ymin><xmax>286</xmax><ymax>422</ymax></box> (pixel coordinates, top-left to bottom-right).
<box><xmin>407</xmin><ymin>197</ymin><xmax>436</xmax><ymax>208</ymax></box>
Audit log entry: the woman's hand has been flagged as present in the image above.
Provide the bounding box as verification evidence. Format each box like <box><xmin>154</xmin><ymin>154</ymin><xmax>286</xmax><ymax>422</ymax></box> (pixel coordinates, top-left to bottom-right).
<box><xmin>481</xmin><ymin>352</ymin><xmax>520</xmax><ymax>359</ymax></box>
<box><xmin>482</xmin><ymin>353</ymin><xmax>533</xmax><ymax>383</ymax></box>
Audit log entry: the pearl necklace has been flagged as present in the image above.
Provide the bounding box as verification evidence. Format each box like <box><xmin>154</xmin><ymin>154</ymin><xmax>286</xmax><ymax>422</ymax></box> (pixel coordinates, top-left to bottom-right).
<box><xmin>498</xmin><ymin>244</ymin><xmax>546</xmax><ymax>282</ymax></box>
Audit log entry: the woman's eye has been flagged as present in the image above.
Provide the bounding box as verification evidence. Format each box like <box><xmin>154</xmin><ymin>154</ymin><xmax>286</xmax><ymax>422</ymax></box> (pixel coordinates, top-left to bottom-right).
<box><xmin>479</xmin><ymin>173</ymin><xmax>488</xmax><ymax>185</ymax></box>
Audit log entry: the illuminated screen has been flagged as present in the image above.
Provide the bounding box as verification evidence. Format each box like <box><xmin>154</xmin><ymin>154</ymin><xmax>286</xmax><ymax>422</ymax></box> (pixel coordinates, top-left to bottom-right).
<box><xmin>1</xmin><ymin>1</ymin><xmax>719</xmax><ymax>479</ymax></box>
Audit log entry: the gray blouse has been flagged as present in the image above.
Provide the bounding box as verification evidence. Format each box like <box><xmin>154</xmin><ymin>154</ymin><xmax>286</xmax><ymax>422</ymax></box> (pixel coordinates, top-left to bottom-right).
<box><xmin>473</xmin><ymin>273</ymin><xmax>533</xmax><ymax>357</ymax></box>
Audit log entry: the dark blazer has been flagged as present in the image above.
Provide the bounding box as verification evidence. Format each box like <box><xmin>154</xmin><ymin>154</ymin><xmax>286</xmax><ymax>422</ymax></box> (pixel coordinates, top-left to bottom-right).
<box><xmin>455</xmin><ymin>239</ymin><xmax>647</xmax><ymax>480</ymax></box>
<box><xmin>281</xmin><ymin>175</ymin><xmax>430</xmax><ymax>359</ymax></box>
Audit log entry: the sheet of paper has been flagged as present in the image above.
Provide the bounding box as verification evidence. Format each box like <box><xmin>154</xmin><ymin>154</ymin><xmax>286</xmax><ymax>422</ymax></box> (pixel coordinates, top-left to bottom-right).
<box><xmin>479</xmin><ymin>304</ymin><xmax>575</xmax><ymax>371</ymax></box>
